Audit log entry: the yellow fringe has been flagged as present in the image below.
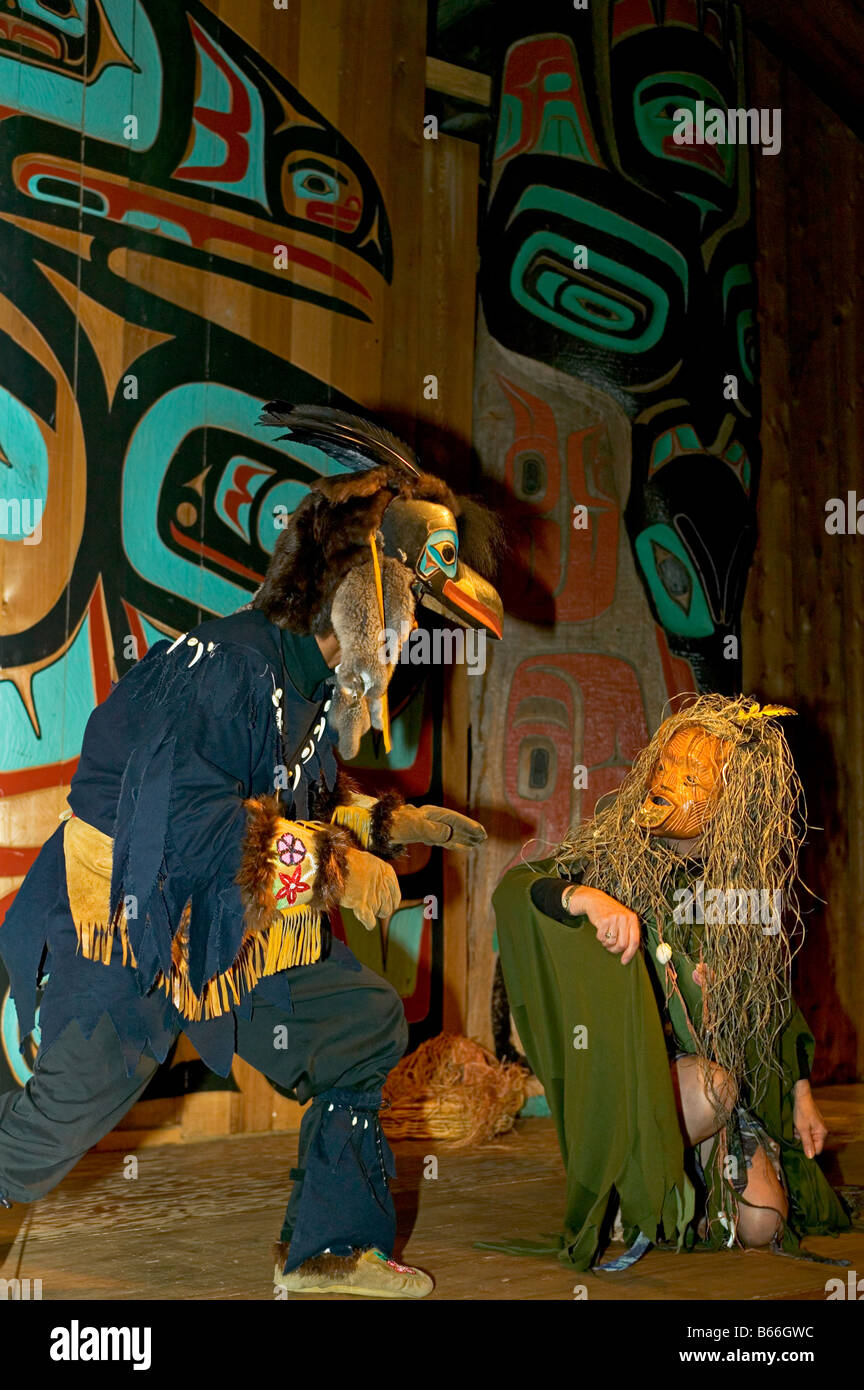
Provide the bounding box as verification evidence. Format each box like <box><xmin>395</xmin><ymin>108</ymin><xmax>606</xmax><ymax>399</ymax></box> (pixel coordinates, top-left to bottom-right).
<box><xmin>155</xmin><ymin>905</ymin><xmax>323</xmax><ymax>1022</ymax></box>
<box><xmin>332</xmin><ymin>803</ymin><xmax>374</xmax><ymax>848</ymax></box>
<box><xmin>73</xmin><ymin>915</ymin><xmax>138</xmax><ymax>971</ymax></box>
<box><xmin>65</xmin><ymin>813</ymin><xmax>325</xmax><ymax>1023</ymax></box>
<box><xmin>73</xmin><ymin>906</ymin><xmax>323</xmax><ymax>1024</ymax></box>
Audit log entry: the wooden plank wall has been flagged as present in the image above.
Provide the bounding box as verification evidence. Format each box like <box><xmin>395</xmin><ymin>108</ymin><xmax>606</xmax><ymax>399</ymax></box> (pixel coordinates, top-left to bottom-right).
<box><xmin>416</xmin><ymin>134</ymin><xmax>480</xmax><ymax>1032</ymax></box>
<box><xmin>743</xmin><ymin>37</ymin><xmax>864</xmax><ymax>1082</ymax></box>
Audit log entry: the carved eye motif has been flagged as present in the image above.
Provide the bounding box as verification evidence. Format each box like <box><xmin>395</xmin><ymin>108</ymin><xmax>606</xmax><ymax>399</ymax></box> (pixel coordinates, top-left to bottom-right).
<box><xmin>417</xmin><ymin>526</ymin><xmax>459</xmax><ymax>580</ymax></box>
<box><xmin>299</xmin><ymin>172</ymin><xmax>334</xmax><ymax>197</ymax></box>
<box><xmin>290</xmin><ymin>165</ymin><xmax>340</xmax><ymax>202</ymax></box>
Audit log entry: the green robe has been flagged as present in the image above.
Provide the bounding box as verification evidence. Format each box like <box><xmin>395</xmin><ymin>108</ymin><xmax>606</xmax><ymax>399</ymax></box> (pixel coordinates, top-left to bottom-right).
<box><xmin>640</xmin><ymin>885</ymin><xmax>850</xmax><ymax>1248</ymax></box>
<box><xmin>492</xmin><ymin>861</ymin><xmax>850</xmax><ymax>1270</ymax></box>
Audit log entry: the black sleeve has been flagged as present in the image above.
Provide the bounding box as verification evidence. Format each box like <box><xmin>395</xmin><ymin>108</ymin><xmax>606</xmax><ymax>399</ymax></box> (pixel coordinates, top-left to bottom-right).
<box><xmin>530</xmin><ymin>875</ymin><xmax>582</xmax><ymax>925</ymax></box>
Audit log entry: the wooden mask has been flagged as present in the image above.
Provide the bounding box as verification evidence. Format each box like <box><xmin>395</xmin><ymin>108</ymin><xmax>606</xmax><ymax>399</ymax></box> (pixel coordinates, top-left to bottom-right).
<box><xmin>634</xmin><ymin>724</ymin><xmax>731</xmax><ymax>839</ymax></box>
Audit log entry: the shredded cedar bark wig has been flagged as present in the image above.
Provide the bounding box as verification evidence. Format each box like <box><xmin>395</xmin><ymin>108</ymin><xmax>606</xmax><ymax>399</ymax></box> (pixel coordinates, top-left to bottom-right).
<box><xmin>554</xmin><ymin>694</ymin><xmax>806</xmax><ymax>1104</ymax></box>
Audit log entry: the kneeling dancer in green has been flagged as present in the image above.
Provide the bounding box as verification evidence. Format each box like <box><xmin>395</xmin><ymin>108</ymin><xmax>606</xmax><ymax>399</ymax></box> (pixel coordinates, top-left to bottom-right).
<box><xmin>491</xmin><ymin>695</ymin><xmax>851</xmax><ymax>1272</ymax></box>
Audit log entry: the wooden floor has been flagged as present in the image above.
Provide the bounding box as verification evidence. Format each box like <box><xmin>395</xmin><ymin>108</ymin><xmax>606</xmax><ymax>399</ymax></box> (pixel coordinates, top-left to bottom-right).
<box><xmin>2</xmin><ymin>1086</ymin><xmax>862</xmax><ymax>1301</ymax></box>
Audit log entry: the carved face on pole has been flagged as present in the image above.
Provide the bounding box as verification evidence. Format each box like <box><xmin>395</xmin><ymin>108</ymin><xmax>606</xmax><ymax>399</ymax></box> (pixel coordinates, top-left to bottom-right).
<box><xmin>633</xmin><ymin>724</ymin><xmax>731</xmax><ymax>839</ymax></box>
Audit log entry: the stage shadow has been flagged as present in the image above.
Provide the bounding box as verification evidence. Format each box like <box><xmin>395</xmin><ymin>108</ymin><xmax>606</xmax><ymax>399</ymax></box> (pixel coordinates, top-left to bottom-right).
<box><xmin>785</xmin><ymin>698</ymin><xmax>859</xmax><ymax>1083</ymax></box>
<box><xmin>390</xmin><ymin>1146</ymin><xmax>426</xmax><ymax>1259</ymax></box>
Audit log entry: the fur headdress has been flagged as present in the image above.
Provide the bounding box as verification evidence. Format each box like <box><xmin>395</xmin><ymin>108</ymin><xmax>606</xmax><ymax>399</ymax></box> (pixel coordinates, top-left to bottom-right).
<box><xmin>252</xmin><ymin>404</ymin><xmax>504</xmax><ymax>757</ymax></box>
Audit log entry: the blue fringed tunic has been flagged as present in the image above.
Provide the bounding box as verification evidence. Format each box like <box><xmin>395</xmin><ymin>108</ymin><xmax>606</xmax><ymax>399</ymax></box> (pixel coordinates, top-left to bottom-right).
<box><xmin>0</xmin><ymin>610</ymin><xmax>338</xmax><ymax>1077</ymax></box>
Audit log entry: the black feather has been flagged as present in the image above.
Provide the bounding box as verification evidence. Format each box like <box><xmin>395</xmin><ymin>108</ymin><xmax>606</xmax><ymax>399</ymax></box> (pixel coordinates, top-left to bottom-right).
<box><xmin>258</xmin><ymin>403</ymin><xmax>421</xmax><ymax>477</ymax></box>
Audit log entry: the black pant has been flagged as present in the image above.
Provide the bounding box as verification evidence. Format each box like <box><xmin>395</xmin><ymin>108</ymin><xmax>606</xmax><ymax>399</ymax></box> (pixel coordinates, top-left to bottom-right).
<box><xmin>0</xmin><ymin>949</ymin><xmax>408</xmax><ymax>1267</ymax></box>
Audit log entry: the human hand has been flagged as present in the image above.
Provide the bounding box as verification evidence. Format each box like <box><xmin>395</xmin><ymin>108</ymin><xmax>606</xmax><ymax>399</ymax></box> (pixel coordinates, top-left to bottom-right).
<box><xmin>562</xmin><ymin>884</ymin><xmax>641</xmax><ymax>965</ymax></box>
<box><xmin>792</xmin><ymin>1080</ymin><xmax>828</xmax><ymax>1159</ymax></box>
<box><xmin>389</xmin><ymin>804</ymin><xmax>486</xmax><ymax>849</ymax></box>
<box><xmin>341</xmin><ymin>847</ymin><xmax>401</xmax><ymax>930</ymax></box>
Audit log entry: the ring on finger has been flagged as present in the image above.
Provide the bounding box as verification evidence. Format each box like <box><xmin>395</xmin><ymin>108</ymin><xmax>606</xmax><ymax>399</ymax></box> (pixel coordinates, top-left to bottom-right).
<box><xmin>604</xmin><ymin>929</ymin><xmax>615</xmax><ymax>942</ymax></box>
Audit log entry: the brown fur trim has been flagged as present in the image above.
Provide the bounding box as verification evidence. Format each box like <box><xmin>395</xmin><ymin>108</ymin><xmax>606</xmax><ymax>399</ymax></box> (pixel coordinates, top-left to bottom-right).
<box><xmin>308</xmin><ymin>777</ymin><xmax>406</xmax><ymax>861</ymax></box>
<box><xmin>274</xmin><ymin>1242</ymin><xmax>368</xmax><ymax>1278</ymax></box>
<box><xmin>409</xmin><ymin>471</ymin><xmax>458</xmax><ymax>511</ymax></box>
<box><xmin>308</xmin><ymin>769</ymin><xmax>363</xmax><ymax>823</ymax></box>
<box><xmin>336</xmin><ymin>768</ymin><xmax>364</xmax><ymax>801</ymax></box>
<box><xmin>369</xmin><ymin>790</ymin><xmax>406</xmax><ymax>860</ymax></box>
<box><xmin>237</xmin><ymin>795</ymin><xmax>356</xmax><ymax>919</ymax></box>
<box><xmin>253</xmin><ymin>474</ymin><xmax>401</xmax><ymax>633</ymax></box>
<box><xmin>308</xmin><ymin>821</ymin><xmax>355</xmax><ymax>914</ymax></box>
<box><xmin>252</xmin><ymin>491</ymin><xmax>324</xmax><ymax>633</ymax></box>
<box><xmin>316</xmin><ymin>468</ymin><xmax>392</xmax><ymax>503</ymax></box>
<box><xmin>236</xmin><ymin>794</ymin><xmax>283</xmax><ymax>935</ymax></box>
<box><xmin>291</xmin><ymin>1251</ymin><xmax>361</xmax><ymax>1277</ymax></box>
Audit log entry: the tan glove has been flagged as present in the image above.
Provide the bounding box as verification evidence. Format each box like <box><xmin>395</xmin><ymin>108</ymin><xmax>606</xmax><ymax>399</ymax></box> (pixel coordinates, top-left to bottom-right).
<box><xmin>388</xmin><ymin>804</ymin><xmax>487</xmax><ymax>849</ymax></box>
<box><xmin>341</xmin><ymin>846</ymin><xmax>402</xmax><ymax>930</ymax></box>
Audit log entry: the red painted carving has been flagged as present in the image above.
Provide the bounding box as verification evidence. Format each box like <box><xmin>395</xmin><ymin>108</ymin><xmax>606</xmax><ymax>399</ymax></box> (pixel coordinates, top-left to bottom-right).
<box><xmin>497</xmin><ymin>35</ymin><xmax>600</xmax><ymax>166</ymax></box>
<box><xmin>499</xmin><ymin>375</ymin><xmax>619</xmax><ymax>622</ymax></box>
<box><xmin>14</xmin><ymin>157</ymin><xmax>371</xmax><ymax>301</ymax></box>
<box><xmin>173</xmin><ymin>17</ymin><xmax>252</xmax><ymax>184</ymax></box>
<box><xmin>504</xmin><ymin>653</ymin><xmax>649</xmax><ymax>856</ymax></box>
<box><xmin>612</xmin><ymin>0</ymin><xmax>658</xmax><ymax>43</ymax></box>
